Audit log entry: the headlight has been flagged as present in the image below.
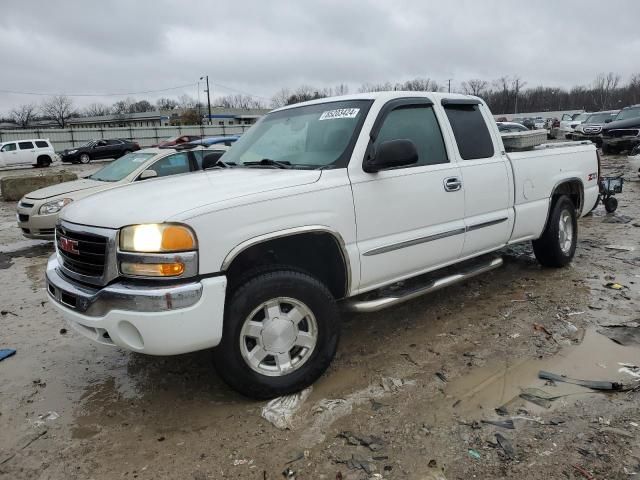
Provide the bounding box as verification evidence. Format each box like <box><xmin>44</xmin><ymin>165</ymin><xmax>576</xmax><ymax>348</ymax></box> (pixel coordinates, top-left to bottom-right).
<box><xmin>39</xmin><ymin>198</ymin><xmax>73</xmax><ymax>215</ymax></box>
<box><xmin>120</xmin><ymin>223</ymin><xmax>197</xmax><ymax>253</ymax></box>
<box><xmin>67</xmin><ymin>149</ymin><xmax>77</xmax><ymax>155</ymax></box>
<box><xmin>118</xmin><ymin>224</ymin><xmax>198</xmax><ymax>278</ymax></box>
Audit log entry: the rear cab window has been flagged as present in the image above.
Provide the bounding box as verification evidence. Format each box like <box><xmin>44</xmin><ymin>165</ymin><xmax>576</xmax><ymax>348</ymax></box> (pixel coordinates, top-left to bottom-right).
<box><xmin>443</xmin><ymin>101</ymin><xmax>495</xmax><ymax>160</ymax></box>
<box><xmin>35</xmin><ymin>141</ymin><xmax>49</xmax><ymax>148</ymax></box>
<box><xmin>18</xmin><ymin>141</ymin><xmax>35</xmax><ymax>150</ymax></box>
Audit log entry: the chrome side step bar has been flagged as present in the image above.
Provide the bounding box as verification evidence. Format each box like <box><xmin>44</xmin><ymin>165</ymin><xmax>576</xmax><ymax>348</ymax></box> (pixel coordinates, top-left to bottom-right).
<box><xmin>343</xmin><ymin>256</ymin><xmax>503</xmax><ymax>313</ymax></box>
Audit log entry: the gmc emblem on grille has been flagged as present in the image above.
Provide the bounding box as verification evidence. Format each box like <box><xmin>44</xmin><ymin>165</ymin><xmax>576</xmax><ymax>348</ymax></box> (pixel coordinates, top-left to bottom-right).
<box><xmin>59</xmin><ymin>236</ymin><xmax>79</xmax><ymax>255</ymax></box>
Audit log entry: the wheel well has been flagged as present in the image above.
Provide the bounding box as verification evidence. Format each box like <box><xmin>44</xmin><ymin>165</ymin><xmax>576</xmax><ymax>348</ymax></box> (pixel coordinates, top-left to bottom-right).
<box><xmin>37</xmin><ymin>155</ymin><xmax>51</xmax><ymax>162</ymax></box>
<box><xmin>225</xmin><ymin>232</ymin><xmax>349</xmax><ymax>299</ymax></box>
<box><xmin>551</xmin><ymin>179</ymin><xmax>583</xmax><ymax>214</ymax></box>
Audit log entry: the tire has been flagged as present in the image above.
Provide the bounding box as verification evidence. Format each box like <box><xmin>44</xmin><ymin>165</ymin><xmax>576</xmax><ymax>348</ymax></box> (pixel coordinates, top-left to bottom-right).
<box><xmin>79</xmin><ymin>153</ymin><xmax>91</xmax><ymax>164</ymax></box>
<box><xmin>532</xmin><ymin>195</ymin><xmax>577</xmax><ymax>268</ymax></box>
<box><xmin>604</xmin><ymin>197</ymin><xmax>618</xmax><ymax>213</ymax></box>
<box><xmin>36</xmin><ymin>156</ymin><xmax>52</xmax><ymax>168</ymax></box>
<box><xmin>213</xmin><ymin>270</ymin><xmax>341</xmax><ymax>399</ymax></box>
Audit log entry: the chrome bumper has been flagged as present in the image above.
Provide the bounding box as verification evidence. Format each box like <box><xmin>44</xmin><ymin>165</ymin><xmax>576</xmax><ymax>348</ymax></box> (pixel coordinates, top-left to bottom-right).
<box><xmin>45</xmin><ymin>254</ymin><xmax>203</xmax><ymax>317</ymax></box>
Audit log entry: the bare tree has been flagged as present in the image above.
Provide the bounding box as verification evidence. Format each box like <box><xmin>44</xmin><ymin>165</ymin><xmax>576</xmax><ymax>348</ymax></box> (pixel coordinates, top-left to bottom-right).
<box><xmin>112</xmin><ymin>97</ymin><xmax>134</xmax><ymax>115</ymax></box>
<box><xmin>129</xmin><ymin>100</ymin><xmax>154</xmax><ymax>113</ymax></box>
<box><xmin>177</xmin><ymin>94</ymin><xmax>196</xmax><ymax>109</ymax></box>
<box><xmin>156</xmin><ymin>97</ymin><xmax>179</xmax><ymax>110</ymax></box>
<box><xmin>629</xmin><ymin>73</ymin><xmax>640</xmax><ymax>104</ymax></box>
<box><xmin>593</xmin><ymin>72</ymin><xmax>621</xmax><ymax>110</ymax></box>
<box><xmin>216</xmin><ymin>94</ymin><xmax>265</xmax><ymax>109</ymax></box>
<box><xmin>332</xmin><ymin>84</ymin><xmax>350</xmax><ymax>96</ymax></box>
<box><xmin>461</xmin><ymin>79</ymin><xmax>488</xmax><ymax>97</ymax></box>
<box><xmin>84</xmin><ymin>103</ymin><xmax>110</xmax><ymax>117</ymax></box>
<box><xmin>41</xmin><ymin>95</ymin><xmax>75</xmax><ymax>128</ymax></box>
<box><xmin>511</xmin><ymin>77</ymin><xmax>526</xmax><ymax>114</ymax></box>
<box><xmin>271</xmin><ymin>88</ymin><xmax>291</xmax><ymax>108</ymax></box>
<box><xmin>358</xmin><ymin>81</ymin><xmax>394</xmax><ymax>93</ymax></box>
<box><xmin>10</xmin><ymin>103</ymin><xmax>37</xmax><ymax>128</ymax></box>
<box><xmin>285</xmin><ymin>85</ymin><xmax>331</xmax><ymax>105</ymax></box>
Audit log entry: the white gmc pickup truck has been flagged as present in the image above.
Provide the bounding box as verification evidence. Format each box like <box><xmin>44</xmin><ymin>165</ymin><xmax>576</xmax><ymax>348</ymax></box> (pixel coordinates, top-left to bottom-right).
<box><xmin>46</xmin><ymin>92</ymin><xmax>599</xmax><ymax>399</ymax></box>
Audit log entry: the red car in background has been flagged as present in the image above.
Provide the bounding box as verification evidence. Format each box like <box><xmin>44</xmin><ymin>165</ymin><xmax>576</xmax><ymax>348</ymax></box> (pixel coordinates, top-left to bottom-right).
<box><xmin>155</xmin><ymin>135</ymin><xmax>202</xmax><ymax>147</ymax></box>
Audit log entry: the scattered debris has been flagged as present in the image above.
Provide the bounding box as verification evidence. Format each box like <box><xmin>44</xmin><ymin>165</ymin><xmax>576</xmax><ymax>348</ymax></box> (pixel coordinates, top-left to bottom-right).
<box><xmin>599</xmin><ymin>426</ymin><xmax>634</xmax><ymax>438</ymax></box>
<box><xmin>0</xmin><ymin>348</ymin><xmax>16</xmax><ymax>362</ymax></box>
<box><xmin>494</xmin><ymin>433</ymin><xmax>515</xmax><ymax>459</ymax></box>
<box><xmin>233</xmin><ymin>459</ymin><xmax>253</xmax><ymax>466</ymax></box>
<box><xmin>336</xmin><ymin>454</ymin><xmax>376</xmax><ymax>475</ymax></box>
<box><xmin>0</xmin><ymin>429</ymin><xmax>47</xmax><ymax>466</ymax></box>
<box><xmin>282</xmin><ymin>467</ymin><xmax>295</xmax><ymax>478</ymax></box>
<box><xmin>538</xmin><ymin>370</ymin><xmax>623</xmax><ymax>391</ymax></box>
<box><xmin>533</xmin><ymin>323</ymin><xmax>553</xmax><ymax>339</ymax></box>
<box><xmin>481</xmin><ymin>419</ymin><xmax>515</xmax><ymax>430</ymax></box>
<box><xmin>468</xmin><ymin>449</ymin><xmax>481</xmax><ymax>460</ymax></box>
<box><xmin>59</xmin><ymin>328</ymin><xmax>67</xmax><ymax>335</ymax></box>
<box><xmin>602</xmin><ymin>214</ymin><xmax>632</xmax><ymax>224</ymax></box>
<box><xmin>519</xmin><ymin>387</ymin><xmax>565</xmax><ymax>408</ymax></box>
<box><xmin>604</xmin><ymin>282</ymin><xmax>626</xmax><ymax>290</ymax></box>
<box><xmin>618</xmin><ymin>363</ymin><xmax>640</xmax><ymax>378</ymax></box>
<box><xmin>495</xmin><ymin>406</ymin><xmax>508</xmax><ymax>416</ymax></box>
<box><xmin>400</xmin><ymin>353</ymin><xmax>419</xmax><ymax>366</ymax></box>
<box><xmin>338</xmin><ymin>431</ymin><xmax>385</xmax><ymax>451</ymax></box>
<box><xmin>597</xmin><ymin>324</ymin><xmax>640</xmax><ymax>346</ymax></box>
<box><xmin>435</xmin><ymin>372</ymin><xmax>447</xmax><ymax>383</ymax></box>
<box><xmin>31</xmin><ymin>411</ymin><xmax>59</xmax><ymax>427</ymax></box>
<box><xmin>572</xmin><ymin>464</ymin><xmax>595</xmax><ymax>480</ymax></box>
<box><xmin>0</xmin><ymin>310</ymin><xmax>17</xmax><ymax>316</ymax></box>
<box><xmin>604</xmin><ymin>244</ymin><xmax>635</xmax><ymax>251</ymax></box>
<box><xmin>261</xmin><ymin>387</ymin><xmax>312</xmax><ymax>430</ymax></box>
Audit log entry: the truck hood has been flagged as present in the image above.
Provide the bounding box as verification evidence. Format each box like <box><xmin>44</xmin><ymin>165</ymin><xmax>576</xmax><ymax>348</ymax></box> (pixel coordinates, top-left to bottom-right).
<box><xmin>602</xmin><ymin>117</ymin><xmax>640</xmax><ymax>132</ymax></box>
<box><xmin>24</xmin><ymin>178</ymin><xmax>108</xmax><ymax>200</ymax></box>
<box><xmin>61</xmin><ymin>168</ymin><xmax>322</xmax><ymax>229</ymax></box>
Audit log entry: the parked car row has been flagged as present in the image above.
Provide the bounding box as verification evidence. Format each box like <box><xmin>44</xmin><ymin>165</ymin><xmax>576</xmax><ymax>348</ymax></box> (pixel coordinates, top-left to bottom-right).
<box><xmin>17</xmin><ymin>137</ymin><xmax>238</xmax><ymax>239</ymax></box>
<box><xmin>61</xmin><ymin>139</ymin><xmax>140</xmax><ymax>164</ymax></box>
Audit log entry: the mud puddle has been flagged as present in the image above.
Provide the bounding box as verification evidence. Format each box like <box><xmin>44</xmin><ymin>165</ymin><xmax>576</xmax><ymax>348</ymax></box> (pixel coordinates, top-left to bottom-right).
<box><xmin>440</xmin><ymin>328</ymin><xmax>640</xmax><ymax>420</ymax></box>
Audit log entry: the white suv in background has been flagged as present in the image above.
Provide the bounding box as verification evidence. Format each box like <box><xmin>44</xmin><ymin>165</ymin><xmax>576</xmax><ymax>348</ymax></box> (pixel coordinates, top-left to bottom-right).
<box><xmin>0</xmin><ymin>139</ymin><xmax>56</xmax><ymax>168</ymax></box>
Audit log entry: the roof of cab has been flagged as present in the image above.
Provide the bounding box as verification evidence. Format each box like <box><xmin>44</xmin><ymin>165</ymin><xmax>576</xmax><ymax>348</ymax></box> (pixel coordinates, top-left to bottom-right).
<box><xmin>271</xmin><ymin>91</ymin><xmax>482</xmax><ymax>113</ymax></box>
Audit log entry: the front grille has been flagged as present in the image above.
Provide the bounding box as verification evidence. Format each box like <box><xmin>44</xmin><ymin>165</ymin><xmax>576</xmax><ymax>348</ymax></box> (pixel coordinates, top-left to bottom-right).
<box><xmin>20</xmin><ymin>201</ymin><xmax>34</xmax><ymax>208</ymax></box>
<box><xmin>18</xmin><ymin>214</ymin><xmax>29</xmax><ymax>222</ymax></box>
<box><xmin>584</xmin><ymin>126</ymin><xmax>602</xmax><ymax>135</ymax></box>
<box><xmin>56</xmin><ymin>225</ymin><xmax>107</xmax><ymax>278</ymax></box>
<box><xmin>605</xmin><ymin>128</ymin><xmax>640</xmax><ymax>138</ymax></box>
<box><xmin>39</xmin><ymin>228</ymin><xmax>55</xmax><ymax>235</ymax></box>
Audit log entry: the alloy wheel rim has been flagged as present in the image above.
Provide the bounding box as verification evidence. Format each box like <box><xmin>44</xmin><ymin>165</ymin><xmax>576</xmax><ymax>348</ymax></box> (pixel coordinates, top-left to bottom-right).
<box><xmin>558</xmin><ymin>210</ymin><xmax>573</xmax><ymax>254</ymax></box>
<box><xmin>239</xmin><ymin>297</ymin><xmax>318</xmax><ymax>377</ymax></box>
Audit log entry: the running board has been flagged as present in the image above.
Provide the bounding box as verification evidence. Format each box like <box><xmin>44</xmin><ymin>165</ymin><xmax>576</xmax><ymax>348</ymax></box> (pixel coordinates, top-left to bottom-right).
<box><xmin>343</xmin><ymin>256</ymin><xmax>503</xmax><ymax>313</ymax></box>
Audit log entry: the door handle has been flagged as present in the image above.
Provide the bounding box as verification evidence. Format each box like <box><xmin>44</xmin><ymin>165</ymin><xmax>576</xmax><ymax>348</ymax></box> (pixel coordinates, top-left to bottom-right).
<box><xmin>443</xmin><ymin>177</ymin><xmax>462</xmax><ymax>192</ymax></box>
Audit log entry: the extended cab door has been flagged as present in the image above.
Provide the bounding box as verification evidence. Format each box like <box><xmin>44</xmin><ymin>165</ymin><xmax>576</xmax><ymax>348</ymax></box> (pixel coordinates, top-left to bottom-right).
<box><xmin>441</xmin><ymin>99</ymin><xmax>514</xmax><ymax>258</ymax></box>
<box><xmin>17</xmin><ymin>141</ymin><xmax>36</xmax><ymax>165</ymax></box>
<box><xmin>349</xmin><ymin>98</ymin><xmax>465</xmax><ymax>292</ymax></box>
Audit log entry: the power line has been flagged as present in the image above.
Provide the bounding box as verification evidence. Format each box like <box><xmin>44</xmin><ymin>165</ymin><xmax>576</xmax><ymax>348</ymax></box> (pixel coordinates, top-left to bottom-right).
<box><xmin>210</xmin><ymin>82</ymin><xmax>269</xmax><ymax>100</ymax></box>
<box><xmin>0</xmin><ymin>83</ymin><xmax>198</xmax><ymax>97</ymax></box>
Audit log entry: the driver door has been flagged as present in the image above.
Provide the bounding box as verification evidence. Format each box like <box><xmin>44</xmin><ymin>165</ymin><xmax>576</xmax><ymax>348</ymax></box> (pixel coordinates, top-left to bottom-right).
<box><xmin>0</xmin><ymin>143</ymin><xmax>19</xmax><ymax>166</ymax></box>
<box><xmin>349</xmin><ymin>99</ymin><xmax>465</xmax><ymax>292</ymax></box>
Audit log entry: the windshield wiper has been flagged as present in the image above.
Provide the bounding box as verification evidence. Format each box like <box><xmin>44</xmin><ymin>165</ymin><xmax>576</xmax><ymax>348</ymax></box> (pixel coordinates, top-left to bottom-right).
<box><xmin>243</xmin><ymin>158</ymin><xmax>292</xmax><ymax>169</ymax></box>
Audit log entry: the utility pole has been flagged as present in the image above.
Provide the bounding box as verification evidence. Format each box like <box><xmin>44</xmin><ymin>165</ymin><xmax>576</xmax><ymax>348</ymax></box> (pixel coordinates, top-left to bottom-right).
<box><xmin>201</xmin><ymin>75</ymin><xmax>212</xmax><ymax>125</ymax></box>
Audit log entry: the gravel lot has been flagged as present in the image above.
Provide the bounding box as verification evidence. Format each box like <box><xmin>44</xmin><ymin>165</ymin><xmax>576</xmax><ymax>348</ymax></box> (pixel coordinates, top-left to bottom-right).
<box><xmin>0</xmin><ymin>153</ymin><xmax>638</xmax><ymax>479</ymax></box>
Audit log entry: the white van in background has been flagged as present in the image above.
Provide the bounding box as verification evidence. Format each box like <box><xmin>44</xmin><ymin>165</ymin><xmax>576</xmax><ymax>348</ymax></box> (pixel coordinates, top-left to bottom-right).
<box><xmin>0</xmin><ymin>139</ymin><xmax>56</xmax><ymax>168</ymax></box>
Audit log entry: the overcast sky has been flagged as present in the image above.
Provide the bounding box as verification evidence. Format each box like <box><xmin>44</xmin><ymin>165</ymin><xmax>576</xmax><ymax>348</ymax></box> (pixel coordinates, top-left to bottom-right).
<box><xmin>1</xmin><ymin>0</ymin><xmax>639</xmax><ymax>113</ymax></box>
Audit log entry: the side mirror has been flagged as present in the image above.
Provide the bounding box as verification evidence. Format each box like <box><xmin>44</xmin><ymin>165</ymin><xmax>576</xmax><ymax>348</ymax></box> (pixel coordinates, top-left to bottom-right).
<box><xmin>138</xmin><ymin>169</ymin><xmax>158</xmax><ymax>180</ymax></box>
<box><xmin>363</xmin><ymin>139</ymin><xmax>418</xmax><ymax>173</ymax></box>
<box><xmin>202</xmin><ymin>151</ymin><xmax>225</xmax><ymax>169</ymax></box>
<box><xmin>605</xmin><ymin>119</ymin><xmax>612</xmax><ymax>123</ymax></box>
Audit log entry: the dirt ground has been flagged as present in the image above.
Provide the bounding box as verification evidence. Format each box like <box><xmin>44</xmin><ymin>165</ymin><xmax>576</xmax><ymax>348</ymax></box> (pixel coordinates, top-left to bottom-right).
<box><xmin>0</xmin><ymin>153</ymin><xmax>638</xmax><ymax>480</ymax></box>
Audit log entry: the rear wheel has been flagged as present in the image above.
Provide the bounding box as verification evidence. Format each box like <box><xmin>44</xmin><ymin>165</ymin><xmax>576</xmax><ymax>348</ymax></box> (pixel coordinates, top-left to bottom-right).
<box><xmin>36</xmin><ymin>156</ymin><xmax>52</xmax><ymax>168</ymax></box>
<box><xmin>532</xmin><ymin>195</ymin><xmax>577</xmax><ymax>268</ymax></box>
<box><xmin>213</xmin><ymin>270</ymin><xmax>340</xmax><ymax>399</ymax></box>
<box><xmin>604</xmin><ymin>197</ymin><xmax>618</xmax><ymax>213</ymax></box>
<box><xmin>79</xmin><ymin>153</ymin><xmax>91</xmax><ymax>164</ymax></box>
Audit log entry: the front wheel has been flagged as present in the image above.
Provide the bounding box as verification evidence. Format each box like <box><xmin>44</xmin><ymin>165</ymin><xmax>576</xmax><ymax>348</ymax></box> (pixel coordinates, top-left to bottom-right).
<box><xmin>213</xmin><ymin>270</ymin><xmax>340</xmax><ymax>399</ymax></box>
<box><xmin>532</xmin><ymin>195</ymin><xmax>577</xmax><ymax>268</ymax></box>
<box><xmin>79</xmin><ymin>153</ymin><xmax>91</xmax><ymax>164</ymax></box>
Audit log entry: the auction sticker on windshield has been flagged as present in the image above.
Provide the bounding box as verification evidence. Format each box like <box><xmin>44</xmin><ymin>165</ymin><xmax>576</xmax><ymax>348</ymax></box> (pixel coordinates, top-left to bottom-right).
<box><xmin>319</xmin><ymin>108</ymin><xmax>360</xmax><ymax>120</ymax></box>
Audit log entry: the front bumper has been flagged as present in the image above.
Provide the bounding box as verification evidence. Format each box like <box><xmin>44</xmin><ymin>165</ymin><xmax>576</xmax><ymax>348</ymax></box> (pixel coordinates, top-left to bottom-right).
<box><xmin>602</xmin><ymin>136</ymin><xmax>640</xmax><ymax>151</ymax></box>
<box><xmin>45</xmin><ymin>255</ymin><xmax>227</xmax><ymax>355</ymax></box>
<box><xmin>60</xmin><ymin>153</ymin><xmax>80</xmax><ymax>162</ymax></box>
<box><xmin>571</xmin><ymin>132</ymin><xmax>602</xmax><ymax>145</ymax></box>
<box><xmin>16</xmin><ymin>200</ymin><xmax>57</xmax><ymax>240</ymax></box>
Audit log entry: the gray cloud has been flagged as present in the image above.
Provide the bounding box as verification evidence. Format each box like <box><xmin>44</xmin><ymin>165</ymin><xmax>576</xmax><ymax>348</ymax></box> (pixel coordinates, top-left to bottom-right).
<box><xmin>1</xmin><ymin>0</ymin><xmax>639</xmax><ymax>112</ymax></box>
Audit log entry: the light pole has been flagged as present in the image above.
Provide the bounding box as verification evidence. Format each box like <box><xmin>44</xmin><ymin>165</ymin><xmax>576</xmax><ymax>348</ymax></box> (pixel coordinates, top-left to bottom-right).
<box><xmin>200</xmin><ymin>76</ymin><xmax>212</xmax><ymax>125</ymax></box>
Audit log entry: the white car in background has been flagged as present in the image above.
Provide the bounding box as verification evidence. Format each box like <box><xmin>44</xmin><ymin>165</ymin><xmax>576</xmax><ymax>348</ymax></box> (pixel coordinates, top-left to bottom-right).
<box><xmin>629</xmin><ymin>145</ymin><xmax>640</xmax><ymax>177</ymax></box>
<box><xmin>555</xmin><ymin>112</ymin><xmax>590</xmax><ymax>139</ymax></box>
<box><xmin>17</xmin><ymin>144</ymin><xmax>229</xmax><ymax>239</ymax></box>
<box><xmin>0</xmin><ymin>139</ymin><xmax>56</xmax><ymax>168</ymax></box>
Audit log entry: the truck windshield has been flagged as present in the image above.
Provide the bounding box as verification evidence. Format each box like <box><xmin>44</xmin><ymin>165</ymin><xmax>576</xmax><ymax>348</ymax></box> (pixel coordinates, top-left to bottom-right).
<box><xmin>222</xmin><ymin>100</ymin><xmax>373</xmax><ymax>169</ymax></box>
<box><xmin>616</xmin><ymin>107</ymin><xmax>640</xmax><ymax>121</ymax></box>
<box><xmin>89</xmin><ymin>152</ymin><xmax>156</xmax><ymax>182</ymax></box>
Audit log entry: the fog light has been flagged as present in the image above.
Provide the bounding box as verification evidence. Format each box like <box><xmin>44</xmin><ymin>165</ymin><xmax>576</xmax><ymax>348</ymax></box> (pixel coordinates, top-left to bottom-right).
<box><xmin>120</xmin><ymin>262</ymin><xmax>185</xmax><ymax>277</ymax></box>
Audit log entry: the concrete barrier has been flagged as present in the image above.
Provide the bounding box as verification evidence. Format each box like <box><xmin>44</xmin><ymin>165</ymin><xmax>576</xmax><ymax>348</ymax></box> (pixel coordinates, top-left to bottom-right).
<box><xmin>1</xmin><ymin>172</ymin><xmax>78</xmax><ymax>201</ymax></box>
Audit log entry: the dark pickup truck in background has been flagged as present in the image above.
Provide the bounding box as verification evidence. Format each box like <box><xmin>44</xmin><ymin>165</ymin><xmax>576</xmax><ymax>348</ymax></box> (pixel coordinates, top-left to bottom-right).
<box><xmin>601</xmin><ymin>104</ymin><xmax>640</xmax><ymax>153</ymax></box>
